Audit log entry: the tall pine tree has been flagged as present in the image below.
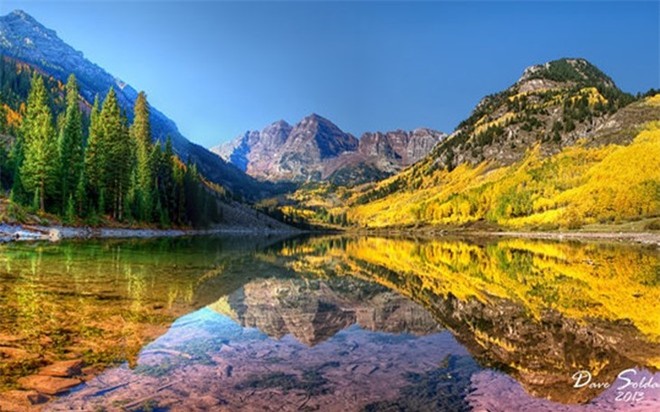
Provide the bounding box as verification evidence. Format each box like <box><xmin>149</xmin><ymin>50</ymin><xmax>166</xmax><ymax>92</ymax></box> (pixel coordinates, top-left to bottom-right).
<box><xmin>84</xmin><ymin>95</ymin><xmax>104</xmax><ymax>211</ymax></box>
<box><xmin>20</xmin><ymin>73</ymin><xmax>58</xmax><ymax>212</ymax></box>
<box><xmin>58</xmin><ymin>74</ymin><xmax>84</xmax><ymax>211</ymax></box>
<box><xmin>130</xmin><ymin>91</ymin><xmax>153</xmax><ymax>221</ymax></box>
<box><xmin>99</xmin><ymin>88</ymin><xmax>132</xmax><ymax>220</ymax></box>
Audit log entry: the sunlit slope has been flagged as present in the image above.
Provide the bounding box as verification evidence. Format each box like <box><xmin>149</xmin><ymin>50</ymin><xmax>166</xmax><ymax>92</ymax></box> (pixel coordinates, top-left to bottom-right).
<box><xmin>254</xmin><ymin>60</ymin><xmax>659</xmax><ymax>231</ymax></box>
<box><xmin>348</xmin><ymin>115</ymin><xmax>660</xmax><ymax>229</ymax></box>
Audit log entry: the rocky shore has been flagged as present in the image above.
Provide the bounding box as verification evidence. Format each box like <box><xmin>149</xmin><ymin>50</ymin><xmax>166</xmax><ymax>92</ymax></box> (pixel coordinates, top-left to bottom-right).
<box><xmin>475</xmin><ymin>230</ymin><xmax>660</xmax><ymax>246</ymax></box>
<box><xmin>356</xmin><ymin>227</ymin><xmax>660</xmax><ymax>246</ymax></box>
<box><xmin>0</xmin><ymin>223</ymin><xmax>300</xmax><ymax>243</ymax></box>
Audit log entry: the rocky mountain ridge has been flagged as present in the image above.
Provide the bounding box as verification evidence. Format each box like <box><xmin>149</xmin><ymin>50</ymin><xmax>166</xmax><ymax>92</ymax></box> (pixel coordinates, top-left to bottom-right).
<box><xmin>426</xmin><ymin>57</ymin><xmax>636</xmax><ymax>171</ymax></box>
<box><xmin>212</xmin><ymin>114</ymin><xmax>446</xmax><ymax>185</ymax></box>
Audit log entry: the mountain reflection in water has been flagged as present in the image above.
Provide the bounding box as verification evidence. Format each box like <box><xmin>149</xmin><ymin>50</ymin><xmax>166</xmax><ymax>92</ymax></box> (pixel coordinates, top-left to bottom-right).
<box><xmin>0</xmin><ymin>235</ymin><xmax>658</xmax><ymax>411</ymax></box>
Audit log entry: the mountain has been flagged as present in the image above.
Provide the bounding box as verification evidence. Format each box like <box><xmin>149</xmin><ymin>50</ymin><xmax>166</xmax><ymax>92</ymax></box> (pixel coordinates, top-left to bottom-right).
<box><xmin>212</xmin><ymin>114</ymin><xmax>446</xmax><ymax>185</ymax></box>
<box><xmin>341</xmin><ymin>58</ymin><xmax>660</xmax><ymax>229</ymax></box>
<box><xmin>215</xmin><ymin>114</ymin><xmax>359</xmax><ymax>183</ymax></box>
<box><xmin>421</xmin><ymin>57</ymin><xmax>636</xmax><ymax>171</ymax></box>
<box><xmin>0</xmin><ymin>10</ymin><xmax>269</xmax><ymax>199</ymax></box>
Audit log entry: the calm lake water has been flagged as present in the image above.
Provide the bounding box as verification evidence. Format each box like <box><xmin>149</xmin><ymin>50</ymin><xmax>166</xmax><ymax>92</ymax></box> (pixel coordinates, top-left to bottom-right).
<box><xmin>0</xmin><ymin>235</ymin><xmax>658</xmax><ymax>411</ymax></box>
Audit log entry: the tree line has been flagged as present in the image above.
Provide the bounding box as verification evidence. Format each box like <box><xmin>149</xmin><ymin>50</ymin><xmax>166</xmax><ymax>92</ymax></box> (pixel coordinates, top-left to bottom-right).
<box><xmin>1</xmin><ymin>71</ymin><xmax>222</xmax><ymax>227</ymax></box>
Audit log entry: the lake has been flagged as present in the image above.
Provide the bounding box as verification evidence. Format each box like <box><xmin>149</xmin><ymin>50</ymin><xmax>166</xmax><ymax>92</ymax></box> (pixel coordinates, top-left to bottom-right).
<box><xmin>0</xmin><ymin>235</ymin><xmax>658</xmax><ymax>411</ymax></box>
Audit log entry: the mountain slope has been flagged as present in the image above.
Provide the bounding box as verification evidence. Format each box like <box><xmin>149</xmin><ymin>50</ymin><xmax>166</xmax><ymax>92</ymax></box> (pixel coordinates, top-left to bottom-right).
<box><xmin>345</xmin><ymin>58</ymin><xmax>659</xmax><ymax>229</ymax></box>
<box><xmin>0</xmin><ymin>9</ymin><xmax>270</xmax><ymax>199</ymax></box>
<box><xmin>212</xmin><ymin>114</ymin><xmax>446</xmax><ymax>185</ymax></box>
<box><xmin>420</xmin><ymin>58</ymin><xmax>636</xmax><ymax>172</ymax></box>
<box><xmin>0</xmin><ymin>55</ymin><xmax>294</xmax><ymax>231</ymax></box>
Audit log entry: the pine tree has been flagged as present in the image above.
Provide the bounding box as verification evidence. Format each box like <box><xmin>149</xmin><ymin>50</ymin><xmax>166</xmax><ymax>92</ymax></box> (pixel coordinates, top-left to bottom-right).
<box><xmin>130</xmin><ymin>91</ymin><xmax>153</xmax><ymax>221</ymax></box>
<box><xmin>149</xmin><ymin>141</ymin><xmax>163</xmax><ymax>223</ymax></box>
<box><xmin>162</xmin><ymin>136</ymin><xmax>175</xmax><ymax>214</ymax></box>
<box><xmin>172</xmin><ymin>165</ymin><xmax>185</xmax><ymax>225</ymax></box>
<box><xmin>58</xmin><ymin>74</ymin><xmax>84</xmax><ymax>211</ymax></box>
<box><xmin>0</xmin><ymin>143</ymin><xmax>8</xmax><ymax>190</ymax></box>
<box><xmin>8</xmin><ymin>120</ymin><xmax>26</xmax><ymax>203</ymax></box>
<box><xmin>75</xmin><ymin>169</ymin><xmax>87</xmax><ymax>216</ymax></box>
<box><xmin>84</xmin><ymin>95</ymin><xmax>104</xmax><ymax>208</ymax></box>
<box><xmin>64</xmin><ymin>195</ymin><xmax>75</xmax><ymax>225</ymax></box>
<box><xmin>99</xmin><ymin>88</ymin><xmax>132</xmax><ymax>220</ymax></box>
<box><xmin>20</xmin><ymin>73</ymin><xmax>58</xmax><ymax>212</ymax></box>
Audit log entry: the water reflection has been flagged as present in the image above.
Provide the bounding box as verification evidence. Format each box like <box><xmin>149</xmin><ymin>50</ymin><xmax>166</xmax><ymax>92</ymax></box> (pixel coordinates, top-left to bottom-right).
<box><xmin>0</xmin><ymin>236</ymin><xmax>289</xmax><ymax>394</ymax></box>
<box><xmin>0</xmin><ymin>235</ymin><xmax>658</xmax><ymax>411</ymax></box>
<box><xmin>282</xmin><ymin>236</ymin><xmax>660</xmax><ymax>405</ymax></box>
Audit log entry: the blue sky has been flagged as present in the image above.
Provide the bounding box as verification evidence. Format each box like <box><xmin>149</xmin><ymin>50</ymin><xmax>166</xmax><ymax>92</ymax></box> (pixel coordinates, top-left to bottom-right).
<box><xmin>1</xmin><ymin>1</ymin><xmax>658</xmax><ymax>147</ymax></box>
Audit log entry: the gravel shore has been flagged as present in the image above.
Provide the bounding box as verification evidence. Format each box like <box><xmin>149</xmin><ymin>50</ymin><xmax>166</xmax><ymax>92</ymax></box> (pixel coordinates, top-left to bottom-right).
<box><xmin>0</xmin><ymin>224</ymin><xmax>300</xmax><ymax>242</ymax></box>
<box><xmin>2</xmin><ymin>223</ymin><xmax>657</xmax><ymax>246</ymax></box>
<box><xmin>475</xmin><ymin>230</ymin><xmax>660</xmax><ymax>246</ymax></box>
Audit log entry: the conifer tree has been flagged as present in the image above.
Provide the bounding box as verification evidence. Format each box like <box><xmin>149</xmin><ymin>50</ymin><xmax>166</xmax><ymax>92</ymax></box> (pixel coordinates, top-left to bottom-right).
<box><xmin>149</xmin><ymin>141</ymin><xmax>163</xmax><ymax>222</ymax></box>
<box><xmin>162</xmin><ymin>136</ymin><xmax>176</xmax><ymax>213</ymax></box>
<box><xmin>8</xmin><ymin>123</ymin><xmax>26</xmax><ymax>203</ymax></box>
<box><xmin>75</xmin><ymin>169</ymin><xmax>87</xmax><ymax>216</ymax></box>
<box><xmin>84</xmin><ymin>95</ymin><xmax>104</xmax><ymax>209</ymax></box>
<box><xmin>58</xmin><ymin>74</ymin><xmax>84</xmax><ymax>211</ymax></box>
<box><xmin>130</xmin><ymin>91</ymin><xmax>153</xmax><ymax>221</ymax></box>
<box><xmin>20</xmin><ymin>73</ymin><xmax>58</xmax><ymax>211</ymax></box>
<box><xmin>99</xmin><ymin>88</ymin><xmax>132</xmax><ymax>220</ymax></box>
<box><xmin>173</xmin><ymin>165</ymin><xmax>185</xmax><ymax>225</ymax></box>
<box><xmin>0</xmin><ymin>58</ymin><xmax>221</xmax><ymax>228</ymax></box>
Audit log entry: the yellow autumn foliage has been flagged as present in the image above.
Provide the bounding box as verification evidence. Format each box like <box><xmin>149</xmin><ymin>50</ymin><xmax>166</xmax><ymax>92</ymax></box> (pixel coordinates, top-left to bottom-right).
<box><xmin>349</xmin><ymin>122</ymin><xmax>660</xmax><ymax>229</ymax></box>
<box><xmin>569</xmin><ymin>87</ymin><xmax>607</xmax><ymax>106</ymax></box>
<box><xmin>2</xmin><ymin>104</ymin><xmax>21</xmax><ymax>128</ymax></box>
<box><xmin>646</xmin><ymin>94</ymin><xmax>660</xmax><ymax>106</ymax></box>
<box><xmin>474</xmin><ymin>112</ymin><xmax>516</xmax><ymax>135</ymax></box>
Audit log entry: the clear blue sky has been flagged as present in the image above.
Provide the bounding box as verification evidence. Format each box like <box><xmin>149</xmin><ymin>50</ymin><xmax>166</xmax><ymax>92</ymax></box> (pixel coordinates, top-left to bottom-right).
<box><xmin>1</xmin><ymin>1</ymin><xmax>658</xmax><ymax>147</ymax></box>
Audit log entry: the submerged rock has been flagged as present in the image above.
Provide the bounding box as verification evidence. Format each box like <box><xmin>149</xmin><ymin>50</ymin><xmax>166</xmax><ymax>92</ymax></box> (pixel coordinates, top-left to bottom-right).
<box><xmin>0</xmin><ymin>390</ymin><xmax>49</xmax><ymax>411</ymax></box>
<box><xmin>38</xmin><ymin>359</ymin><xmax>83</xmax><ymax>378</ymax></box>
<box><xmin>18</xmin><ymin>375</ymin><xmax>82</xmax><ymax>395</ymax></box>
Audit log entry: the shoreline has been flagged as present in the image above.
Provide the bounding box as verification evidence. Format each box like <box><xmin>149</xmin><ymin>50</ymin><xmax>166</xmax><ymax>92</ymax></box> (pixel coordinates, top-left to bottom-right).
<box><xmin>470</xmin><ymin>230</ymin><xmax>660</xmax><ymax>246</ymax></box>
<box><xmin>0</xmin><ymin>223</ymin><xmax>302</xmax><ymax>243</ymax></box>
<box><xmin>347</xmin><ymin>228</ymin><xmax>660</xmax><ymax>246</ymax></box>
<box><xmin>2</xmin><ymin>222</ymin><xmax>658</xmax><ymax>246</ymax></box>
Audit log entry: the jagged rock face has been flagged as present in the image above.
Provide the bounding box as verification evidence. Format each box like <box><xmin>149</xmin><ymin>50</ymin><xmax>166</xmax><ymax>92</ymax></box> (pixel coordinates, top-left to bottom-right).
<box><xmin>212</xmin><ymin>115</ymin><xmax>446</xmax><ymax>185</ymax></box>
<box><xmin>272</xmin><ymin>114</ymin><xmax>359</xmax><ymax>182</ymax></box>
<box><xmin>0</xmin><ymin>10</ymin><xmax>264</xmax><ymax>198</ymax></box>
<box><xmin>325</xmin><ymin>128</ymin><xmax>446</xmax><ymax>185</ymax></box>
<box><xmin>214</xmin><ymin>121</ymin><xmax>292</xmax><ymax>173</ymax></box>
<box><xmin>286</xmin><ymin>114</ymin><xmax>358</xmax><ymax>160</ymax></box>
<box><xmin>356</xmin><ymin>128</ymin><xmax>444</xmax><ymax>169</ymax></box>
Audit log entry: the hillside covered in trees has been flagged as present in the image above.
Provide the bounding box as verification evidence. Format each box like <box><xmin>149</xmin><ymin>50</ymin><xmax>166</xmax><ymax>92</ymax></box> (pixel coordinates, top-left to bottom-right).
<box><xmin>0</xmin><ymin>57</ymin><xmax>223</xmax><ymax>228</ymax></box>
<box><xmin>262</xmin><ymin>59</ymin><xmax>660</xmax><ymax>232</ymax></box>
